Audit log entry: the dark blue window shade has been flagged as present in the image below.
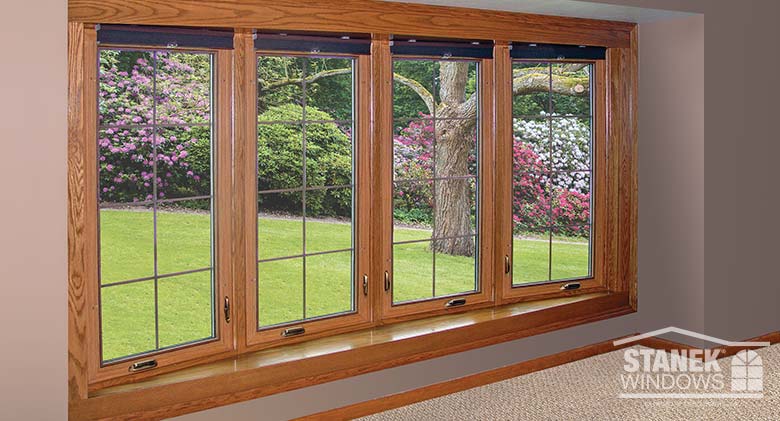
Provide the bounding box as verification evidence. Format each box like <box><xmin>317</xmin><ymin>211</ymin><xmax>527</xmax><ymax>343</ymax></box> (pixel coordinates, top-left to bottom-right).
<box><xmin>510</xmin><ymin>43</ymin><xmax>606</xmax><ymax>60</ymax></box>
<box><xmin>391</xmin><ymin>39</ymin><xmax>493</xmax><ymax>59</ymax></box>
<box><xmin>97</xmin><ymin>25</ymin><xmax>234</xmax><ymax>49</ymax></box>
<box><xmin>255</xmin><ymin>34</ymin><xmax>370</xmax><ymax>55</ymax></box>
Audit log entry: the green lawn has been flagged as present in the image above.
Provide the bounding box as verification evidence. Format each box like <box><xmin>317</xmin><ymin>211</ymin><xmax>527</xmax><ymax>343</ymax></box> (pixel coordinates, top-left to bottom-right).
<box><xmin>99</xmin><ymin>209</ymin><xmax>589</xmax><ymax>360</ymax></box>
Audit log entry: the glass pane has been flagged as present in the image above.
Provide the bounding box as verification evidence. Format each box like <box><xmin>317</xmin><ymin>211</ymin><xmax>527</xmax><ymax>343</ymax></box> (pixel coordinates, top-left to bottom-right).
<box><xmin>305</xmin><ymin>57</ymin><xmax>354</xmax><ymax>121</ymax></box>
<box><xmin>156</xmin><ymin>52</ymin><xmax>212</xmax><ymax>125</ymax></box>
<box><xmin>98</xmin><ymin>48</ymin><xmax>216</xmax><ymax>362</ymax></box>
<box><xmin>511</xmin><ymin>59</ymin><xmax>593</xmax><ymax>288</ymax></box>
<box><xmin>305</xmin><ymin>122</ymin><xmax>353</xmax><ymax>188</ymax></box>
<box><xmin>435</xmin><ymin>178</ymin><xmax>477</xmax><ymax>238</ymax></box>
<box><xmin>258</xmin><ymin>123</ymin><xmax>304</xmax><ymax>191</ymax></box>
<box><xmin>513</xmin><ymin>172</ymin><xmax>552</xmax><ymax>227</ymax></box>
<box><xmin>158</xmin><ymin>271</ymin><xmax>214</xmax><ymax>348</ymax></box>
<box><xmin>434</xmin><ymin>60</ymin><xmax>477</xmax><ymax>113</ymax></box>
<box><xmin>550</xmin><ymin>63</ymin><xmax>591</xmax><ymax>116</ymax></box>
<box><xmin>393</xmin><ymin>180</ymin><xmax>433</xmax><ymax>242</ymax></box>
<box><xmin>100</xmin><ymin>281</ymin><xmax>156</xmax><ymax>361</ymax></box>
<box><xmin>257</xmin><ymin>54</ymin><xmax>356</xmax><ymax>327</ymax></box>
<box><xmin>98</xmin><ymin>127</ymin><xmax>154</xmax><ymax>204</ymax></box>
<box><xmin>257</xmin><ymin>56</ymin><xmax>304</xmax><ymax>118</ymax></box>
<box><xmin>551</xmin><ymin>226</ymin><xmax>591</xmax><ymax>280</ymax></box>
<box><xmin>393</xmin><ymin>59</ymin><xmax>436</xmax><ymax>120</ymax></box>
<box><xmin>258</xmin><ymin>192</ymin><xmax>303</xmax><ymax>261</ymax></box>
<box><xmin>99</xmin><ymin>50</ymin><xmax>154</xmax><ymax>127</ymax></box>
<box><xmin>512</xmin><ymin>62</ymin><xmax>550</xmax><ymax>116</ymax></box>
<box><xmin>392</xmin><ymin>58</ymin><xmax>480</xmax><ymax>305</ymax></box>
<box><xmin>99</xmin><ymin>207</ymin><xmax>154</xmax><ymax>284</ymax></box>
<box><xmin>258</xmin><ymin>258</ymin><xmax>304</xmax><ymax>327</ymax></box>
<box><xmin>552</xmin><ymin>117</ymin><xmax>591</xmax><ymax>171</ymax></box>
<box><xmin>552</xmin><ymin>172</ymin><xmax>591</xmax><ymax>228</ymax></box>
<box><xmin>394</xmin><ymin>118</ymin><xmax>434</xmax><ymax>181</ymax></box>
<box><xmin>434</xmin><ymin>236</ymin><xmax>477</xmax><ymax>297</ymax></box>
<box><xmin>513</xmin><ymin>118</ymin><xmax>551</xmax><ymax>173</ymax></box>
<box><xmin>393</xmin><ymin>241</ymin><xmax>433</xmax><ymax>303</ymax></box>
<box><xmin>157</xmin><ymin>199</ymin><xmax>212</xmax><ymax>275</ymax></box>
<box><xmin>156</xmin><ymin>126</ymin><xmax>212</xmax><ymax>199</ymax></box>
<box><xmin>306</xmin><ymin>188</ymin><xmax>352</xmax><ymax>254</ymax></box>
<box><xmin>512</xmin><ymin>227</ymin><xmax>550</xmax><ymax>285</ymax></box>
<box><xmin>434</xmin><ymin>120</ymin><xmax>477</xmax><ymax>178</ymax></box>
<box><xmin>306</xmin><ymin>251</ymin><xmax>353</xmax><ymax>318</ymax></box>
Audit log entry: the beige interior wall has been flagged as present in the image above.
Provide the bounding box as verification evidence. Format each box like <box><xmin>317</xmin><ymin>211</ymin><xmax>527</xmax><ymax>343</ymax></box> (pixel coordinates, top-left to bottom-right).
<box><xmin>0</xmin><ymin>0</ymin><xmax>68</xmax><ymax>419</ymax></box>
<box><xmin>8</xmin><ymin>0</ymin><xmax>780</xmax><ymax>419</ymax></box>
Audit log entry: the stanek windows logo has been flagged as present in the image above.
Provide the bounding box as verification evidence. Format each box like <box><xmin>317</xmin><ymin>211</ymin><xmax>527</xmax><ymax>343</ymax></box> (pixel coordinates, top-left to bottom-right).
<box><xmin>613</xmin><ymin>327</ymin><xmax>769</xmax><ymax>399</ymax></box>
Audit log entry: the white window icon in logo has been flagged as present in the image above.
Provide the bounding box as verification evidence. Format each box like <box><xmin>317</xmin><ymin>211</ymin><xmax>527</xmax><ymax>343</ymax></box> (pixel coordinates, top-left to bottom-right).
<box><xmin>731</xmin><ymin>350</ymin><xmax>763</xmax><ymax>392</ymax></box>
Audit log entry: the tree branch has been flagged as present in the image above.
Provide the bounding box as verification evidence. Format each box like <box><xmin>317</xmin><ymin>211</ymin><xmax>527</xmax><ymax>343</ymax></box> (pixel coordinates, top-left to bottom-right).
<box><xmin>393</xmin><ymin>73</ymin><xmax>436</xmax><ymax>115</ymax></box>
<box><xmin>457</xmin><ymin>70</ymin><xmax>589</xmax><ymax>120</ymax></box>
<box><xmin>512</xmin><ymin>70</ymin><xmax>589</xmax><ymax>97</ymax></box>
<box><xmin>260</xmin><ymin>67</ymin><xmax>436</xmax><ymax>115</ymax></box>
<box><xmin>259</xmin><ymin>68</ymin><xmax>352</xmax><ymax>92</ymax></box>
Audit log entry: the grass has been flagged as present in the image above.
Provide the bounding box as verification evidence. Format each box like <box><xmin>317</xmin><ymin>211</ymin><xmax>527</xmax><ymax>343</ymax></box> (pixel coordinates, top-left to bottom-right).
<box><xmin>99</xmin><ymin>209</ymin><xmax>589</xmax><ymax>360</ymax></box>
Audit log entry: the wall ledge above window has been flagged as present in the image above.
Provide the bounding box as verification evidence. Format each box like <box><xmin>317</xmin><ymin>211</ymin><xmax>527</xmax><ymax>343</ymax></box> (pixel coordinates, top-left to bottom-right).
<box><xmin>72</xmin><ymin>291</ymin><xmax>633</xmax><ymax>420</ymax></box>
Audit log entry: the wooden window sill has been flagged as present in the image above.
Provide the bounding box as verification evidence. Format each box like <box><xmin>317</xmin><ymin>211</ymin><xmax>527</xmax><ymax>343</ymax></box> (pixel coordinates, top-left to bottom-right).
<box><xmin>72</xmin><ymin>291</ymin><xmax>633</xmax><ymax>420</ymax></box>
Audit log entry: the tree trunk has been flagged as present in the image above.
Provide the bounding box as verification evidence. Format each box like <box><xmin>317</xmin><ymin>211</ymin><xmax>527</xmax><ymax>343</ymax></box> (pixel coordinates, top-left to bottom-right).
<box><xmin>431</xmin><ymin>62</ymin><xmax>477</xmax><ymax>256</ymax></box>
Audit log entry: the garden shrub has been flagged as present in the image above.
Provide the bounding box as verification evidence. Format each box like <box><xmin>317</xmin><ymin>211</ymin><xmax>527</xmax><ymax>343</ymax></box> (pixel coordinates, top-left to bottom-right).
<box><xmin>257</xmin><ymin>104</ymin><xmax>352</xmax><ymax>217</ymax></box>
<box><xmin>98</xmin><ymin>52</ymin><xmax>212</xmax><ymax>204</ymax></box>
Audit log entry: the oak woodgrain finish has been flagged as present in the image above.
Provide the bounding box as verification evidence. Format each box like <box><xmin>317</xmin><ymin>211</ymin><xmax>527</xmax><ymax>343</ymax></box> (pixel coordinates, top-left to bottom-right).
<box><xmin>608</xmin><ymin>27</ymin><xmax>639</xmax><ymax>308</ymax></box>
<box><xmin>73</xmin><ymin>292</ymin><xmax>632</xmax><ymax>419</ymax></box>
<box><xmin>85</xmin><ymin>46</ymin><xmax>237</xmax><ymax>390</ymax></box>
<box><xmin>68</xmin><ymin>21</ymin><xmax>97</xmax><ymax>405</ymax></box>
<box><xmin>245</xmin><ymin>50</ymin><xmax>373</xmax><ymax>350</ymax></box>
<box><xmin>379</xmin><ymin>55</ymin><xmax>495</xmax><ymax>322</ymax></box>
<box><xmin>234</xmin><ymin>30</ymin><xmax>256</xmax><ymax>353</ymax></box>
<box><xmin>496</xmin><ymin>56</ymin><xmax>613</xmax><ymax>304</ymax></box>
<box><xmin>69</xmin><ymin>0</ymin><xmax>634</xmax><ymax>48</ymax></box>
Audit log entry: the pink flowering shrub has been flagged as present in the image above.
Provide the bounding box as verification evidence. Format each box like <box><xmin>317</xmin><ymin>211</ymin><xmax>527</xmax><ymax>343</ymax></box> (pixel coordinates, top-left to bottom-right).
<box><xmin>393</xmin><ymin>117</ymin><xmax>435</xmax><ymax>223</ymax></box>
<box><xmin>98</xmin><ymin>51</ymin><xmax>211</xmax><ymax>203</ymax></box>
<box><xmin>513</xmin><ymin>117</ymin><xmax>591</xmax><ymax>237</ymax></box>
<box><xmin>390</xmin><ymin>116</ymin><xmax>591</xmax><ymax>237</ymax></box>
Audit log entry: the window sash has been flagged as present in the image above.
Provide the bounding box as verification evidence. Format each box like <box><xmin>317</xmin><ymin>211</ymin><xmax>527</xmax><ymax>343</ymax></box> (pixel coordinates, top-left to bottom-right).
<box><xmin>497</xmin><ymin>57</ymin><xmax>611</xmax><ymax>304</ymax></box>
<box><xmin>88</xmin><ymin>44</ymin><xmax>234</xmax><ymax>384</ymax></box>
<box><xmin>244</xmin><ymin>50</ymin><xmax>372</xmax><ymax>349</ymax></box>
<box><xmin>380</xmin><ymin>55</ymin><xmax>495</xmax><ymax>320</ymax></box>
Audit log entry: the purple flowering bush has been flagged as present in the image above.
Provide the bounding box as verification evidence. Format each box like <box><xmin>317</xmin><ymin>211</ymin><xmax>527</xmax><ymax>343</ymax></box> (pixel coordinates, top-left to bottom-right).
<box><xmin>98</xmin><ymin>51</ymin><xmax>211</xmax><ymax>204</ymax></box>
<box><xmin>391</xmin><ymin>115</ymin><xmax>591</xmax><ymax>237</ymax></box>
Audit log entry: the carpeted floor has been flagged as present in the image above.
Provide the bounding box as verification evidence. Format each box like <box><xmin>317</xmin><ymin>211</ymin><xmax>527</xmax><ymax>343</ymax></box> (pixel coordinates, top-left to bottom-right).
<box><xmin>361</xmin><ymin>344</ymin><xmax>779</xmax><ymax>420</ymax></box>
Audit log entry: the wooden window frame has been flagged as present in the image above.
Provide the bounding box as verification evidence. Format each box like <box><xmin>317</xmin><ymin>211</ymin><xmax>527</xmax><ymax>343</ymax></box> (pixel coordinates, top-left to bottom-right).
<box><xmin>68</xmin><ymin>1</ymin><xmax>638</xmax><ymax>418</ymax></box>
<box><xmin>496</xmin><ymin>57</ymin><xmax>614</xmax><ymax>304</ymax></box>
<box><xmin>378</xmin><ymin>54</ymin><xmax>495</xmax><ymax>322</ymax></box>
<box><xmin>79</xmin><ymin>35</ymin><xmax>237</xmax><ymax>386</ymax></box>
<box><xmin>243</xmin><ymin>49</ymin><xmax>373</xmax><ymax>350</ymax></box>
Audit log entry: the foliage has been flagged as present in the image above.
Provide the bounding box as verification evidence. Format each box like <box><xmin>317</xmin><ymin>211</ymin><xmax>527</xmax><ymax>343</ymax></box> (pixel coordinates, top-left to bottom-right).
<box><xmin>258</xmin><ymin>55</ymin><xmax>354</xmax><ymax>121</ymax></box>
<box><xmin>257</xmin><ymin>104</ymin><xmax>353</xmax><ymax>217</ymax></box>
<box><xmin>513</xmin><ymin>116</ymin><xmax>591</xmax><ymax>236</ymax></box>
<box><xmin>393</xmin><ymin>117</ymin><xmax>434</xmax><ymax>224</ymax></box>
<box><xmin>98</xmin><ymin>51</ymin><xmax>212</xmax><ymax>203</ymax></box>
<box><xmin>390</xmin><ymin>116</ymin><xmax>591</xmax><ymax>236</ymax></box>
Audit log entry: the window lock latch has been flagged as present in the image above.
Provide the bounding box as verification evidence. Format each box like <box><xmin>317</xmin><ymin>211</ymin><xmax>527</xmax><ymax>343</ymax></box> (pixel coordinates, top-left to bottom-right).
<box><xmin>224</xmin><ymin>296</ymin><xmax>231</xmax><ymax>323</ymax></box>
<box><xmin>384</xmin><ymin>271</ymin><xmax>391</xmax><ymax>292</ymax></box>
<box><xmin>561</xmin><ymin>282</ymin><xmax>581</xmax><ymax>291</ymax></box>
<box><xmin>363</xmin><ymin>274</ymin><xmax>369</xmax><ymax>296</ymax></box>
<box><xmin>129</xmin><ymin>359</ymin><xmax>157</xmax><ymax>373</ymax></box>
